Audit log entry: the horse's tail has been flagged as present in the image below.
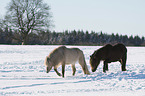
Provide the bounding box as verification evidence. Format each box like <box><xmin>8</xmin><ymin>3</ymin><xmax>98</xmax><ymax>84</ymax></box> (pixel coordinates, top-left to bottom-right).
<box><xmin>44</xmin><ymin>56</ymin><xmax>48</xmax><ymax>67</ymax></box>
<box><xmin>123</xmin><ymin>47</ymin><xmax>127</xmax><ymax>63</ymax></box>
<box><xmin>122</xmin><ymin>45</ymin><xmax>127</xmax><ymax>60</ymax></box>
<box><xmin>78</xmin><ymin>49</ymin><xmax>90</xmax><ymax>75</ymax></box>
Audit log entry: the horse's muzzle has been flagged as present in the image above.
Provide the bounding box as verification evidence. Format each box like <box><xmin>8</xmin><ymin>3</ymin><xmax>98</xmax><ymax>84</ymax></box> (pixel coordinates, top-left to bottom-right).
<box><xmin>92</xmin><ymin>68</ymin><xmax>96</xmax><ymax>72</ymax></box>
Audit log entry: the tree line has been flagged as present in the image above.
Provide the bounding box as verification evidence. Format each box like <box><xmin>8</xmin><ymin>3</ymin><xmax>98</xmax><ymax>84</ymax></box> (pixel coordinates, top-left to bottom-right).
<box><xmin>0</xmin><ymin>0</ymin><xmax>144</xmax><ymax>46</ymax></box>
<box><xmin>0</xmin><ymin>28</ymin><xmax>144</xmax><ymax>46</ymax></box>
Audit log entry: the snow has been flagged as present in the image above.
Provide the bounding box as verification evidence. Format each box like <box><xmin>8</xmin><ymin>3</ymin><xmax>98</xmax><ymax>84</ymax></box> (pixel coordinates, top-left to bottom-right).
<box><xmin>0</xmin><ymin>45</ymin><xmax>145</xmax><ymax>96</ymax></box>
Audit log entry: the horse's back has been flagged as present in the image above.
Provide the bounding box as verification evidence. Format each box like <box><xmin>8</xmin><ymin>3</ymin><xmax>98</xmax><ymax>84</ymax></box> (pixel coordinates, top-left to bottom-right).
<box><xmin>64</xmin><ymin>47</ymin><xmax>82</xmax><ymax>64</ymax></box>
<box><xmin>113</xmin><ymin>43</ymin><xmax>127</xmax><ymax>54</ymax></box>
<box><xmin>95</xmin><ymin>43</ymin><xmax>127</xmax><ymax>61</ymax></box>
<box><xmin>50</xmin><ymin>46</ymin><xmax>82</xmax><ymax>64</ymax></box>
<box><xmin>50</xmin><ymin>46</ymin><xmax>66</xmax><ymax>58</ymax></box>
<box><xmin>106</xmin><ymin>43</ymin><xmax>127</xmax><ymax>61</ymax></box>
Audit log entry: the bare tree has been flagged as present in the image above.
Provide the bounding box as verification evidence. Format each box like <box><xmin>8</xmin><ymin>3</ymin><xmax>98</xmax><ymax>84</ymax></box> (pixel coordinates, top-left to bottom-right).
<box><xmin>2</xmin><ymin>0</ymin><xmax>52</xmax><ymax>44</ymax></box>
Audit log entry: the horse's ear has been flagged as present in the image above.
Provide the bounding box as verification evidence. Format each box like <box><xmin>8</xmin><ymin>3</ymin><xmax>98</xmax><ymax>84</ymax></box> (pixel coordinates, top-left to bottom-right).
<box><xmin>90</xmin><ymin>55</ymin><xmax>92</xmax><ymax>58</ymax></box>
<box><xmin>45</xmin><ymin>56</ymin><xmax>50</xmax><ymax>61</ymax></box>
<box><xmin>47</xmin><ymin>57</ymin><xmax>50</xmax><ymax>61</ymax></box>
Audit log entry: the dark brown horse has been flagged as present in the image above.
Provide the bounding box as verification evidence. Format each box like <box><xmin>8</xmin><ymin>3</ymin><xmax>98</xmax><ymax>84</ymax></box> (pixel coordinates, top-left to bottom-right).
<box><xmin>90</xmin><ymin>43</ymin><xmax>127</xmax><ymax>73</ymax></box>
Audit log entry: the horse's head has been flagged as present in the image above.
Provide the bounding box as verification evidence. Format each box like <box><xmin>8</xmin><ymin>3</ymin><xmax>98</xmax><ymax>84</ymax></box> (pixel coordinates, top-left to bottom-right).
<box><xmin>90</xmin><ymin>53</ymin><xmax>100</xmax><ymax>72</ymax></box>
<box><xmin>44</xmin><ymin>56</ymin><xmax>52</xmax><ymax>73</ymax></box>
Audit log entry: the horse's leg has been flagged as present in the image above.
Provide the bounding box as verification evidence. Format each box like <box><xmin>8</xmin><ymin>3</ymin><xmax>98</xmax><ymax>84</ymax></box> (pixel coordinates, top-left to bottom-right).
<box><xmin>103</xmin><ymin>61</ymin><xmax>108</xmax><ymax>73</ymax></box>
<box><xmin>71</xmin><ymin>64</ymin><xmax>76</xmax><ymax>76</ymax></box>
<box><xmin>54</xmin><ymin>69</ymin><xmax>61</xmax><ymax>76</ymax></box>
<box><xmin>62</xmin><ymin>62</ymin><xmax>65</xmax><ymax>78</ymax></box>
<box><xmin>106</xmin><ymin>63</ymin><xmax>108</xmax><ymax>71</ymax></box>
<box><xmin>54</xmin><ymin>68</ymin><xmax>62</xmax><ymax>76</ymax></box>
<box><xmin>121</xmin><ymin>53</ymin><xmax>127</xmax><ymax>71</ymax></box>
<box><xmin>103</xmin><ymin>63</ymin><xmax>106</xmax><ymax>73</ymax></box>
<box><xmin>119</xmin><ymin>60</ymin><xmax>123</xmax><ymax>71</ymax></box>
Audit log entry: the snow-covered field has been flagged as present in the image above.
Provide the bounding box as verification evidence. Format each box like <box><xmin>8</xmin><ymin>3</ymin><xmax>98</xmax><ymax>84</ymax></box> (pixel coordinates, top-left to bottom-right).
<box><xmin>0</xmin><ymin>45</ymin><xmax>145</xmax><ymax>96</ymax></box>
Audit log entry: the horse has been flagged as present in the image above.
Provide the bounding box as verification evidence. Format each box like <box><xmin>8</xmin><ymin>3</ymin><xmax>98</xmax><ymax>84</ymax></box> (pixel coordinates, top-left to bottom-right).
<box><xmin>44</xmin><ymin>46</ymin><xmax>90</xmax><ymax>77</ymax></box>
<box><xmin>90</xmin><ymin>43</ymin><xmax>127</xmax><ymax>73</ymax></box>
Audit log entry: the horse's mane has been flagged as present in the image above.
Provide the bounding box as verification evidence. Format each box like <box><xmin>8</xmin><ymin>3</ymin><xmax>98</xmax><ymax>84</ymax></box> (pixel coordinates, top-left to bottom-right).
<box><xmin>45</xmin><ymin>46</ymin><xmax>66</xmax><ymax>66</ymax></box>
<box><xmin>49</xmin><ymin>46</ymin><xmax>66</xmax><ymax>58</ymax></box>
<box><xmin>93</xmin><ymin>44</ymin><xmax>112</xmax><ymax>57</ymax></box>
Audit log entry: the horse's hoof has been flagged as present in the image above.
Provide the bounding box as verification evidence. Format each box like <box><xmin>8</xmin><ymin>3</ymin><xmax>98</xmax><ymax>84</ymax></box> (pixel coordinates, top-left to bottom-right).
<box><xmin>122</xmin><ymin>69</ymin><xmax>126</xmax><ymax>71</ymax></box>
<box><xmin>57</xmin><ymin>73</ymin><xmax>62</xmax><ymax>76</ymax></box>
<box><xmin>87</xmin><ymin>72</ymin><xmax>90</xmax><ymax>75</ymax></box>
<box><xmin>103</xmin><ymin>70</ymin><xmax>106</xmax><ymax>73</ymax></box>
<box><xmin>72</xmin><ymin>73</ymin><xmax>75</xmax><ymax>76</ymax></box>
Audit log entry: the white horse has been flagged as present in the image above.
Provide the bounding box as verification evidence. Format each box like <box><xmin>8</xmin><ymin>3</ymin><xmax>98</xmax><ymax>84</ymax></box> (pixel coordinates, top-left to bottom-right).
<box><xmin>44</xmin><ymin>46</ymin><xmax>90</xmax><ymax>77</ymax></box>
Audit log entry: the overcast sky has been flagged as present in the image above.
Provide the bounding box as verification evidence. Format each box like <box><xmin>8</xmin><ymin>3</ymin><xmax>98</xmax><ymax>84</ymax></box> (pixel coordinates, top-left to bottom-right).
<box><xmin>0</xmin><ymin>0</ymin><xmax>145</xmax><ymax>37</ymax></box>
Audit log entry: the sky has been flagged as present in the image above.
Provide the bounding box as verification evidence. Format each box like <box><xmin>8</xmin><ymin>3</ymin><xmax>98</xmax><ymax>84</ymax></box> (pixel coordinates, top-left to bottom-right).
<box><xmin>0</xmin><ymin>0</ymin><xmax>145</xmax><ymax>37</ymax></box>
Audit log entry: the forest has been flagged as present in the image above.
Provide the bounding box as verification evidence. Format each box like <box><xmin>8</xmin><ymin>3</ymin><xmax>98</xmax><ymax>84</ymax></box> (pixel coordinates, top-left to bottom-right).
<box><xmin>0</xmin><ymin>27</ymin><xmax>144</xmax><ymax>46</ymax></box>
<box><xmin>0</xmin><ymin>0</ymin><xmax>144</xmax><ymax>46</ymax></box>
